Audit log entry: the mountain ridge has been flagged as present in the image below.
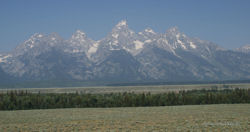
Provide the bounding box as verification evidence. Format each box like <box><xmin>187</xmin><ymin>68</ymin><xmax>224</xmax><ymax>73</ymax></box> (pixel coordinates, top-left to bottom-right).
<box><xmin>1</xmin><ymin>20</ymin><xmax>250</xmax><ymax>83</ymax></box>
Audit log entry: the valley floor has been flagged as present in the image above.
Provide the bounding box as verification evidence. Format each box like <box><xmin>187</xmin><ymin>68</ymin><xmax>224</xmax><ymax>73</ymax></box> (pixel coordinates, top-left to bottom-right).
<box><xmin>1</xmin><ymin>83</ymin><xmax>250</xmax><ymax>94</ymax></box>
<box><xmin>0</xmin><ymin>104</ymin><xmax>249</xmax><ymax>131</ymax></box>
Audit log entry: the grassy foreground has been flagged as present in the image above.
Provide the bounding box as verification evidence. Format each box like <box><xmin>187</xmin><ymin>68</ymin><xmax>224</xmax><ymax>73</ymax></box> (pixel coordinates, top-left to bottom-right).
<box><xmin>0</xmin><ymin>104</ymin><xmax>249</xmax><ymax>131</ymax></box>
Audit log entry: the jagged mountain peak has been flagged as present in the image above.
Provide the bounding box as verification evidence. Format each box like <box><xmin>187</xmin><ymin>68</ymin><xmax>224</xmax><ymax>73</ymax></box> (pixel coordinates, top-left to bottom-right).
<box><xmin>72</xmin><ymin>30</ymin><xmax>86</xmax><ymax>37</ymax></box>
<box><xmin>144</xmin><ymin>28</ymin><xmax>156</xmax><ymax>34</ymax></box>
<box><xmin>24</xmin><ymin>33</ymin><xmax>44</xmax><ymax>44</ymax></box>
<box><xmin>27</xmin><ymin>32</ymin><xmax>63</xmax><ymax>42</ymax></box>
<box><xmin>166</xmin><ymin>26</ymin><xmax>181</xmax><ymax>35</ymax></box>
<box><xmin>236</xmin><ymin>44</ymin><xmax>250</xmax><ymax>53</ymax></box>
<box><xmin>115</xmin><ymin>20</ymin><xmax>128</xmax><ymax>27</ymax></box>
<box><xmin>67</xmin><ymin>29</ymin><xmax>95</xmax><ymax>54</ymax></box>
<box><xmin>112</xmin><ymin>20</ymin><xmax>132</xmax><ymax>33</ymax></box>
<box><xmin>30</xmin><ymin>33</ymin><xmax>44</xmax><ymax>38</ymax></box>
<box><xmin>109</xmin><ymin>20</ymin><xmax>135</xmax><ymax>40</ymax></box>
<box><xmin>165</xmin><ymin>26</ymin><xmax>189</xmax><ymax>41</ymax></box>
<box><xmin>167</xmin><ymin>26</ymin><xmax>179</xmax><ymax>32</ymax></box>
<box><xmin>70</xmin><ymin>30</ymin><xmax>87</xmax><ymax>41</ymax></box>
<box><xmin>76</xmin><ymin>29</ymin><xmax>85</xmax><ymax>35</ymax></box>
<box><xmin>2</xmin><ymin>21</ymin><xmax>250</xmax><ymax>83</ymax></box>
<box><xmin>33</xmin><ymin>32</ymin><xmax>64</xmax><ymax>46</ymax></box>
<box><xmin>28</xmin><ymin>32</ymin><xmax>61</xmax><ymax>40</ymax></box>
<box><xmin>48</xmin><ymin>32</ymin><xmax>63</xmax><ymax>40</ymax></box>
<box><xmin>13</xmin><ymin>32</ymin><xmax>65</xmax><ymax>56</ymax></box>
<box><xmin>241</xmin><ymin>44</ymin><xmax>250</xmax><ymax>49</ymax></box>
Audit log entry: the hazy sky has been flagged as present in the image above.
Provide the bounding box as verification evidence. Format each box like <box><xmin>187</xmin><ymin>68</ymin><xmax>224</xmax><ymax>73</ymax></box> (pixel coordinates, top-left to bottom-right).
<box><xmin>0</xmin><ymin>0</ymin><xmax>250</xmax><ymax>52</ymax></box>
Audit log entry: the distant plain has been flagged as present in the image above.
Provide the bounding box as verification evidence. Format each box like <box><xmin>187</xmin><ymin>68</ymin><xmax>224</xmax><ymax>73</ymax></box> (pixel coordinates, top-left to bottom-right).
<box><xmin>0</xmin><ymin>83</ymin><xmax>249</xmax><ymax>94</ymax></box>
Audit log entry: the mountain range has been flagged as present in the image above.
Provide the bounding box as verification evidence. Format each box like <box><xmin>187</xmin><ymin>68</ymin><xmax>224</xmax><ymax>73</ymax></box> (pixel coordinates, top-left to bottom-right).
<box><xmin>1</xmin><ymin>20</ymin><xmax>250</xmax><ymax>84</ymax></box>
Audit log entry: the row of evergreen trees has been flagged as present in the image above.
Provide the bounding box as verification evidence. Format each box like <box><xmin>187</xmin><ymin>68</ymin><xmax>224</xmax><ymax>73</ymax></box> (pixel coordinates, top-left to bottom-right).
<box><xmin>0</xmin><ymin>88</ymin><xmax>249</xmax><ymax>110</ymax></box>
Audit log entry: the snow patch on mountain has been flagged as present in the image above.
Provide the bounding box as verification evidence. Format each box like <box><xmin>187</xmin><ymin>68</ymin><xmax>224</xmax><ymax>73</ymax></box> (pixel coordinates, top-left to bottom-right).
<box><xmin>122</xmin><ymin>46</ymin><xmax>132</xmax><ymax>52</ymax></box>
<box><xmin>167</xmin><ymin>26</ymin><xmax>179</xmax><ymax>34</ymax></box>
<box><xmin>0</xmin><ymin>54</ymin><xmax>12</xmax><ymax>63</ymax></box>
<box><xmin>144</xmin><ymin>39</ymin><xmax>152</xmax><ymax>43</ymax></box>
<box><xmin>2</xmin><ymin>20</ymin><xmax>250</xmax><ymax>82</ymax></box>
<box><xmin>30</xmin><ymin>45</ymin><xmax>34</xmax><ymax>48</ymax></box>
<box><xmin>75</xmin><ymin>30</ymin><xmax>85</xmax><ymax>36</ymax></box>
<box><xmin>158</xmin><ymin>38</ymin><xmax>169</xmax><ymax>46</ymax></box>
<box><xmin>245</xmin><ymin>45</ymin><xmax>250</xmax><ymax>49</ymax></box>
<box><xmin>134</xmin><ymin>40</ymin><xmax>144</xmax><ymax>50</ymax></box>
<box><xmin>112</xmin><ymin>33</ymin><xmax>119</xmax><ymax>39</ymax></box>
<box><xmin>24</xmin><ymin>33</ymin><xmax>44</xmax><ymax>47</ymax></box>
<box><xmin>189</xmin><ymin>42</ymin><xmax>196</xmax><ymax>49</ymax></box>
<box><xmin>70</xmin><ymin>30</ymin><xmax>86</xmax><ymax>44</ymax></box>
<box><xmin>88</xmin><ymin>42</ymin><xmax>100</xmax><ymax>55</ymax></box>
<box><xmin>38</xmin><ymin>34</ymin><xmax>43</xmax><ymax>37</ymax></box>
<box><xmin>145</xmin><ymin>28</ymin><xmax>156</xmax><ymax>34</ymax></box>
<box><xmin>240</xmin><ymin>45</ymin><xmax>250</xmax><ymax>50</ymax></box>
<box><xmin>51</xmin><ymin>37</ymin><xmax>56</xmax><ymax>41</ymax></box>
<box><xmin>177</xmin><ymin>39</ymin><xmax>186</xmax><ymax>49</ymax></box>
<box><xmin>108</xmin><ymin>40</ymin><xmax>119</xmax><ymax>46</ymax></box>
<box><xmin>116</xmin><ymin>20</ymin><xmax>127</xmax><ymax>27</ymax></box>
<box><xmin>236</xmin><ymin>44</ymin><xmax>250</xmax><ymax>53</ymax></box>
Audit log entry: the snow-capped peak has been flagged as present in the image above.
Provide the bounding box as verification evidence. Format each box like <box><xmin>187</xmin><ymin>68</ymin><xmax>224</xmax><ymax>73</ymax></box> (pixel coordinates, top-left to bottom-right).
<box><xmin>144</xmin><ymin>28</ymin><xmax>156</xmax><ymax>34</ymax></box>
<box><xmin>0</xmin><ymin>54</ymin><xmax>12</xmax><ymax>63</ymax></box>
<box><xmin>113</xmin><ymin>20</ymin><xmax>130</xmax><ymax>31</ymax></box>
<box><xmin>49</xmin><ymin>32</ymin><xmax>62</xmax><ymax>40</ymax></box>
<box><xmin>71</xmin><ymin>30</ymin><xmax>86</xmax><ymax>40</ymax></box>
<box><xmin>242</xmin><ymin>44</ymin><xmax>250</xmax><ymax>49</ymax></box>
<box><xmin>30</xmin><ymin>33</ymin><xmax>44</xmax><ymax>39</ymax></box>
<box><xmin>236</xmin><ymin>44</ymin><xmax>250</xmax><ymax>53</ymax></box>
<box><xmin>111</xmin><ymin>20</ymin><xmax>135</xmax><ymax>38</ymax></box>
<box><xmin>116</xmin><ymin>20</ymin><xmax>127</xmax><ymax>27</ymax></box>
<box><xmin>166</xmin><ymin>26</ymin><xmax>180</xmax><ymax>35</ymax></box>
<box><xmin>75</xmin><ymin>30</ymin><xmax>86</xmax><ymax>36</ymax></box>
<box><xmin>22</xmin><ymin>33</ymin><xmax>45</xmax><ymax>48</ymax></box>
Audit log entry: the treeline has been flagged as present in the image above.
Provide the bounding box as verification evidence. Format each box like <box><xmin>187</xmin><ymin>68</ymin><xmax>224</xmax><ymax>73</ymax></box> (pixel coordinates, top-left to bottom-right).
<box><xmin>0</xmin><ymin>88</ymin><xmax>249</xmax><ymax>110</ymax></box>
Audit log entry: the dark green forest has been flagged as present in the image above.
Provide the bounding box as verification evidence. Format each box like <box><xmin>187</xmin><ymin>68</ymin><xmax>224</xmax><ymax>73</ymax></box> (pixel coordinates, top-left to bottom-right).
<box><xmin>0</xmin><ymin>88</ymin><xmax>249</xmax><ymax>110</ymax></box>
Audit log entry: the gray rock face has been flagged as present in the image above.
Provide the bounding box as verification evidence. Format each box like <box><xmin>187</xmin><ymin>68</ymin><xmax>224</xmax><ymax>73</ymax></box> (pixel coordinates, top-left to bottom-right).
<box><xmin>1</xmin><ymin>20</ymin><xmax>250</xmax><ymax>82</ymax></box>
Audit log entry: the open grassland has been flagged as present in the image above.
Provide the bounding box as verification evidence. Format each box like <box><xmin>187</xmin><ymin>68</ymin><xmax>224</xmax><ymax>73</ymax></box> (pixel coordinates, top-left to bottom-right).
<box><xmin>0</xmin><ymin>83</ymin><xmax>249</xmax><ymax>94</ymax></box>
<box><xmin>0</xmin><ymin>104</ymin><xmax>249</xmax><ymax>131</ymax></box>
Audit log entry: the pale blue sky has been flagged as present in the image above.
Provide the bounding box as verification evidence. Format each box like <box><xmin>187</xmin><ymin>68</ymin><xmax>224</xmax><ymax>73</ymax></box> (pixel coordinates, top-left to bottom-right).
<box><xmin>0</xmin><ymin>0</ymin><xmax>250</xmax><ymax>52</ymax></box>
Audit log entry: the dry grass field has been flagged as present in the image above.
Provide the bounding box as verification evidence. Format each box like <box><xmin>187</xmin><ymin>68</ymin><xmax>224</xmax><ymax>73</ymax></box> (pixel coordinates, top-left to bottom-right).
<box><xmin>0</xmin><ymin>104</ymin><xmax>249</xmax><ymax>131</ymax></box>
<box><xmin>0</xmin><ymin>83</ymin><xmax>249</xmax><ymax>94</ymax></box>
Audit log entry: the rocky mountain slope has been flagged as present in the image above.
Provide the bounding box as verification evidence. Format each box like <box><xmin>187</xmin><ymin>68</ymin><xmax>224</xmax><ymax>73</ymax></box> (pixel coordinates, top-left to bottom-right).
<box><xmin>1</xmin><ymin>20</ymin><xmax>250</xmax><ymax>83</ymax></box>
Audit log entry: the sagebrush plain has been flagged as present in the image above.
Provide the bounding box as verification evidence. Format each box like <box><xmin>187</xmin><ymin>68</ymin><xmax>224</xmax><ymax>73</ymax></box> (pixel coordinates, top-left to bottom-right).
<box><xmin>0</xmin><ymin>104</ymin><xmax>249</xmax><ymax>131</ymax></box>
